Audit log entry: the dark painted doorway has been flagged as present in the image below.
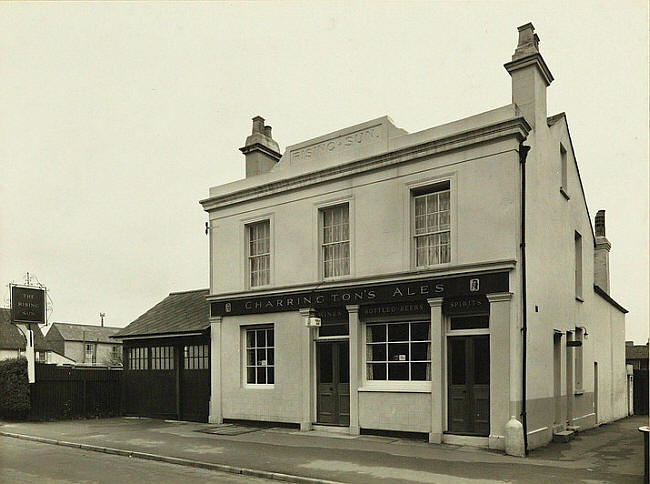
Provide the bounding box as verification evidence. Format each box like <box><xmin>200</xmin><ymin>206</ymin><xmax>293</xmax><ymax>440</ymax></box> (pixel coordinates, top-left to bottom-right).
<box><xmin>316</xmin><ymin>341</ymin><xmax>350</xmax><ymax>426</ymax></box>
<box><xmin>447</xmin><ymin>335</ymin><xmax>490</xmax><ymax>436</ymax></box>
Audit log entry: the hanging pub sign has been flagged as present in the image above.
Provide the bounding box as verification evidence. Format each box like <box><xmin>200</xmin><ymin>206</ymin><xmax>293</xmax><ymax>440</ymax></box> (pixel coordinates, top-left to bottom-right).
<box><xmin>210</xmin><ymin>271</ymin><xmax>509</xmax><ymax>317</ymax></box>
<box><xmin>11</xmin><ymin>285</ymin><xmax>46</xmax><ymax>324</ymax></box>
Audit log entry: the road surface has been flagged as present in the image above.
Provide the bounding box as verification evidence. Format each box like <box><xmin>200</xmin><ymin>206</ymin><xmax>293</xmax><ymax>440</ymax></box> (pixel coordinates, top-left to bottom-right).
<box><xmin>0</xmin><ymin>437</ymin><xmax>277</xmax><ymax>484</ymax></box>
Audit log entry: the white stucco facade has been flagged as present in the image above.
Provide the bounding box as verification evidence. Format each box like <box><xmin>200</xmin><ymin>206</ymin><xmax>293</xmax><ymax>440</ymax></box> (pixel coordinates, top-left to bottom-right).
<box><xmin>201</xmin><ymin>23</ymin><xmax>627</xmax><ymax>453</ymax></box>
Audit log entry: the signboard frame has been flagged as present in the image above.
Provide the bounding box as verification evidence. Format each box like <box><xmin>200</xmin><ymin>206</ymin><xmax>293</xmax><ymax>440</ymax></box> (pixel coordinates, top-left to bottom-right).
<box><xmin>10</xmin><ymin>284</ymin><xmax>47</xmax><ymax>325</ymax></box>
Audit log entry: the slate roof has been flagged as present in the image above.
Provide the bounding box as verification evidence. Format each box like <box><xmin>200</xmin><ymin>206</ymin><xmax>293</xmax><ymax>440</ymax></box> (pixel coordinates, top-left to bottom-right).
<box><xmin>113</xmin><ymin>289</ymin><xmax>210</xmax><ymax>338</ymax></box>
<box><xmin>0</xmin><ymin>307</ymin><xmax>49</xmax><ymax>351</ymax></box>
<box><xmin>51</xmin><ymin>322</ymin><xmax>123</xmax><ymax>343</ymax></box>
<box><xmin>626</xmin><ymin>345</ymin><xmax>649</xmax><ymax>360</ymax></box>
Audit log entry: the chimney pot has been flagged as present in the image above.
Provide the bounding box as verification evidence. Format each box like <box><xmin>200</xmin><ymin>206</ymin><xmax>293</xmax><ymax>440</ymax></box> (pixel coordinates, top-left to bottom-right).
<box><xmin>595</xmin><ymin>210</ymin><xmax>606</xmax><ymax>237</ymax></box>
<box><xmin>252</xmin><ymin>116</ymin><xmax>265</xmax><ymax>134</ymax></box>
<box><xmin>264</xmin><ymin>125</ymin><xmax>272</xmax><ymax>138</ymax></box>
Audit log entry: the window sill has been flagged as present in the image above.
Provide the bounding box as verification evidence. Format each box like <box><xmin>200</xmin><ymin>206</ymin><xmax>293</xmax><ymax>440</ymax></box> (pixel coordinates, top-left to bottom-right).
<box><xmin>574</xmin><ymin>389</ymin><xmax>584</xmax><ymax>396</ymax></box>
<box><xmin>575</xmin><ymin>296</ymin><xmax>584</xmax><ymax>303</ymax></box>
<box><xmin>359</xmin><ymin>383</ymin><xmax>431</xmax><ymax>393</ymax></box>
<box><xmin>560</xmin><ymin>187</ymin><xmax>570</xmax><ymax>200</ymax></box>
<box><xmin>244</xmin><ymin>384</ymin><xmax>275</xmax><ymax>390</ymax></box>
<box><xmin>321</xmin><ymin>274</ymin><xmax>353</xmax><ymax>283</ymax></box>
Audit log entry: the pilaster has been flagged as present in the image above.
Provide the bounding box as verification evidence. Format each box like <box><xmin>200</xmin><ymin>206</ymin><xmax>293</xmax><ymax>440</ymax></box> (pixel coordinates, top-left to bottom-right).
<box><xmin>208</xmin><ymin>316</ymin><xmax>223</xmax><ymax>424</ymax></box>
<box><xmin>346</xmin><ymin>305</ymin><xmax>360</xmax><ymax>435</ymax></box>
<box><xmin>299</xmin><ymin>308</ymin><xmax>315</xmax><ymax>431</ymax></box>
<box><xmin>487</xmin><ymin>292</ymin><xmax>514</xmax><ymax>450</ymax></box>
<box><xmin>428</xmin><ymin>297</ymin><xmax>444</xmax><ymax>444</ymax></box>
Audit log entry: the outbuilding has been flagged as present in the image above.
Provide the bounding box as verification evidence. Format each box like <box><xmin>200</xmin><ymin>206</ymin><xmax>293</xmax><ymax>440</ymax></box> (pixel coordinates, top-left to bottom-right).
<box><xmin>113</xmin><ymin>289</ymin><xmax>211</xmax><ymax>422</ymax></box>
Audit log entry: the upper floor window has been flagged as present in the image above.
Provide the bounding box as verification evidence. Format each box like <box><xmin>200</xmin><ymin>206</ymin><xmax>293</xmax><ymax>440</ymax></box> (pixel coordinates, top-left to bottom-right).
<box><xmin>247</xmin><ymin>220</ymin><xmax>270</xmax><ymax>287</ymax></box>
<box><xmin>321</xmin><ymin>204</ymin><xmax>350</xmax><ymax>278</ymax></box>
<box><xmin>414</xmin><ymin>183</ymin><xmax>451</xmax><ymax>267</ymax></box>
<box><xmin>575</xmin><ymin>231</ymin><xmax>583</xmax><ymax>299</ymax></box>
<box><xmin>85</xmin><ymin>343</ymin><xmax>96</xmax><ymax>364</ymax></box>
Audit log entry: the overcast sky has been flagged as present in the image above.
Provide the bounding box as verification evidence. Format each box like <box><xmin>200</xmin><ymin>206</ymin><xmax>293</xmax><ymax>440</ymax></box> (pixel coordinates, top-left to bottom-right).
<box><xmin>1</xmin><ymin>1</ymin><xmax>647</xmax><ymax>343</ymax></box>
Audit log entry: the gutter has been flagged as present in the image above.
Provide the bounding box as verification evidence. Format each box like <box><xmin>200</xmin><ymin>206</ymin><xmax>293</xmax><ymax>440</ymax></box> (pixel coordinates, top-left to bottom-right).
<box><xmin>519</xmin><ymin>141</ymin><xmax>531</xmax><ymax>455</ymax></box>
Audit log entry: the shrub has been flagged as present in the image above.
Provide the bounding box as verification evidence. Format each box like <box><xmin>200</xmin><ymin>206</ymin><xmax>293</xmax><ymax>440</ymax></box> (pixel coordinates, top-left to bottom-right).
<box><xmin>0</xmin><ymin>357</ymin><xmax>31</xmax><ymax>419</ymax></box>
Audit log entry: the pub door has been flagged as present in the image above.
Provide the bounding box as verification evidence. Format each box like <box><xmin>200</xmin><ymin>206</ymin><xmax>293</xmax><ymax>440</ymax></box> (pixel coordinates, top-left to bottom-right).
<box><xmin>316</xmin><ymin>341</ymin><xmax>350</xmax><ymax>426</ymax></box>
<box><xmin>447</xmin><ymin>335</ymin><xmax>490</xmax><ymax>436</ymax></box>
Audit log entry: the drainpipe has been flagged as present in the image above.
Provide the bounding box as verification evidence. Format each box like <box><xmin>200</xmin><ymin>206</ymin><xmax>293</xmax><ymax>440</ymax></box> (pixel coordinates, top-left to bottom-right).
<box><xmin>519</xmin><ymin>141</ymin><xmax>530</xmax><ymax>455</ymax></box>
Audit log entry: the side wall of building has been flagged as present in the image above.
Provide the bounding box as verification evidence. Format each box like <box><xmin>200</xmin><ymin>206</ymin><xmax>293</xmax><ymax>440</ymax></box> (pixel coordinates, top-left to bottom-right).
<box><xmin>523</xmin><ymin>117</ymin><xmax>626</xmax><ymax>449</ymax></box>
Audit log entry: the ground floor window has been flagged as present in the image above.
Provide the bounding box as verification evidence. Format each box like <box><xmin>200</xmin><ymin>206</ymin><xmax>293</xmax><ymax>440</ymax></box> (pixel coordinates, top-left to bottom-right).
<box><xmin>184</xmin><ymin>344</ymin><xmax>208</xmax><ymax>369</ymax></box>
<box><xmin>151</xmin><ymin>346</ymin><xmax>174</xmax><ymax>370</ymax></box>
<box><xmin>128</xmin><ymin>347</ymin><xmax>149</xmax><ymax>370</ymax></box>
<box><xmin>366</xmin><ymin>321</ymin><xmax>431</xmax><ymax>381</ymax></box>
<box><xmin>245</xmin><ymin>326</ymin><xmax>274</xmax><ymax>385</ymax></box>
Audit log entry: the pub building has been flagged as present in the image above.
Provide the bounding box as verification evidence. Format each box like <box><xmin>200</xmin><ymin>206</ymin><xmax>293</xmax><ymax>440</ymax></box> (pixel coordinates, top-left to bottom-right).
<box><xmin>122</xmin><ymin>24</ymin><xmax>628</xmax><ymax>455</ymax></box>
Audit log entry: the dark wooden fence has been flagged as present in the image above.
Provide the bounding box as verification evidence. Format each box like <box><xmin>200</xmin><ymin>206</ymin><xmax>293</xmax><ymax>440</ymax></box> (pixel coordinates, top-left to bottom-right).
<box><xmin>634</xmin><ymin>369</ymin><xmax>649</xmax><ymax>415</ymax></box>
<box><xmin>30</xmin><ymin>363</ymin><xmax>122</xmax><ymax>420</ymax></box>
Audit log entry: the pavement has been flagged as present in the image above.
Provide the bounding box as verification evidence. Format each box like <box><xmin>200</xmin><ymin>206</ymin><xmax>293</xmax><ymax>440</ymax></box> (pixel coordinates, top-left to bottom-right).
<box><xmin>0</xmin><ymin>415</ymin><xmax>647</xmax><ymax>483</ymax></box>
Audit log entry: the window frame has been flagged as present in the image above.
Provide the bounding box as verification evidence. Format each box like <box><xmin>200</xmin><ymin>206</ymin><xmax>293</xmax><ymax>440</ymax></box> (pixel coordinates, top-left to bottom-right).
<box><xmin>246</xmin><ymin>219</ymin><xmax>272</xmax><ymax>289</ymax></box>
<box><xmin>151</xmin><ymin>345</ymin><xmax>175</xmax><ymax>370</ymax></box>
<box><xmin>575</xmin><ymin>231</ymin><xmax>583</xmax><ymax>301</ymax></box>
<box><xmin>243</xmin><ymin>325</ymin><xmax>275</xmax><ymax>388</ymax></box>
<box><xmin>184</xmin><ymin>344</ymin><xmax>209</xmax><ymax>370</ymax></box>
<box><xmin>361</xmin><ymin>320</ymin><xmax>432</xmax><ymax>392</ymax></box>
<box><xmin>85</xmin><ymin>343</ymin><xmax>96</xmax><ymax>364</ymax></box>
<box><xmin>408</xmin><ymin>179</ymin><xmax>454</xmax><ymax>270</ymax></box>
<box><xmin>128</xmin><ymin>346</ymin><xmax>149</xmax><ymax>370</ymax></box>
<box><xmin>320</xmin><ymin>202</ymin><xmax>351</xmax><ymax>280</ymax></box>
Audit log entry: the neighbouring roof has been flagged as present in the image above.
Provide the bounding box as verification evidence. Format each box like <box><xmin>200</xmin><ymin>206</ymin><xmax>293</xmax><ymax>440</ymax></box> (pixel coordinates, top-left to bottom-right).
<box><xmin>113</xmin><ymin>289</ymin><xmax>210</xmax><ymax>338</ymax></box>
<box><xmin>626</xmin><ymin>345</ymin><xmax>649</xmax><ymax>360</ymax></box>
<box><xmin>50</xmin><ymin>322</ymin><xmax>123</xmax><ymax>343</ymax></box>
<box><xmin>0</xmin><ymin>308</ymin><xmax>49</xmax><ymax>351</ymax></box>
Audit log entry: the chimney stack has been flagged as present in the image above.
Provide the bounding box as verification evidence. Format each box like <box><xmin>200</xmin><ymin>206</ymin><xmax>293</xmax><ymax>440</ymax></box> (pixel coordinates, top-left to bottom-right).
<box><xmin>593</xmin><ymin>210</ymin><xmax>611</xmax><ymax>293</ymax></box>
<box><xmin>504</xmin><ymin>23</ymin><xmax>554</xmax><ymax>129</ymax></box>
<box><xmin>240</xmin><ymin>116</ymin><xmax>281</xmax><ymax>178</ymax></box>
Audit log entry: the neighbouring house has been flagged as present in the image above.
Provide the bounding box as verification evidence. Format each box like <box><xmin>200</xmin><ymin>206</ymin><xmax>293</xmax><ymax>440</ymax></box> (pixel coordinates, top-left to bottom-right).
<box><xmin>0</xmin><ymin>307</ymin><xmax>49</xmax><ymax>362</ymax></box>
<box><xmin>112</xmin><ymin>289</ymin><xmax>210</xmax><ymax>422</ymax></box>
<box><xmin>626</xmin><ymin>341</ymin><xmax>649</xmax><ymax>370</ymax></box>
<box><xmin>45</xmin><ymin>322</ymin><xmax>123</xmax><ymax>366</ymax></box>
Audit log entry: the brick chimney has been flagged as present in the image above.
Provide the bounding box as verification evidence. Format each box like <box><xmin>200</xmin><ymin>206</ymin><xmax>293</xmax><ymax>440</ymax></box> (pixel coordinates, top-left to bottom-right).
<box><xmin>504</xmin><ymin>23</ymin><xmax>554</xmax><ymax>129</ymax></box>
<box><xmin>240</xmin><ymin>116</ymin><xmax>281</xmax><ymax>177</ymax></box>
<box><xmin>594</xmin><ymin>210</ymin><xmax>611</xmax><ymax>293</ymax></box>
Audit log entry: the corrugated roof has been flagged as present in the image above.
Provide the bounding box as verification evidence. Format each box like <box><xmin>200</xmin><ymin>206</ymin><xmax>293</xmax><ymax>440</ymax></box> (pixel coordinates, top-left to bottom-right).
<box><xmin>51</xmin><ymin>322</ymin><xmax>123</xmax><ymax>343</ymax></box>
<box><xmin>626</xmin><ymin>345</ymin><xmax>649</xmax><ymax>360</ymax></box>
<box><xmin>114</xmin><ymin>289</ymin><xmax>210</xmax><ymax>338</ymax></box>
<box><xmin>0</xmin><ymin>307</ymin><xmax>49</xmax><ymax>351</ymax></box>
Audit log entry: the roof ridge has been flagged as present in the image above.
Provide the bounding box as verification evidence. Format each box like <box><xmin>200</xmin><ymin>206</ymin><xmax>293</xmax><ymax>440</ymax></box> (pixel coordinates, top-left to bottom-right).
<box><xmin>169</xmin><ymin>288</ymin><xmax>209</xmax><ymax>296</ymax></box>
<box><xmin>52</xmin><ymin>322</ymin><xmax>123</xmax><ymax>329</ymax></box>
